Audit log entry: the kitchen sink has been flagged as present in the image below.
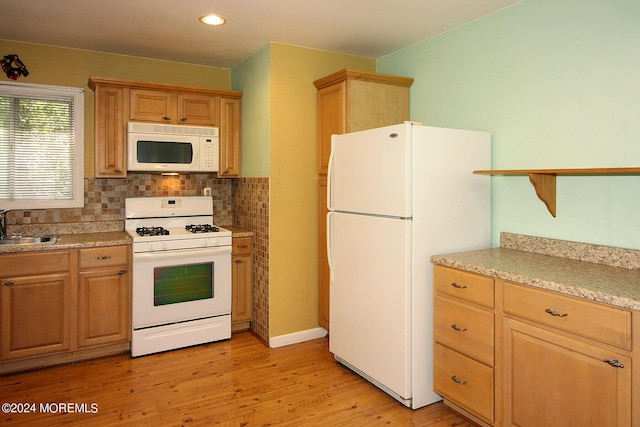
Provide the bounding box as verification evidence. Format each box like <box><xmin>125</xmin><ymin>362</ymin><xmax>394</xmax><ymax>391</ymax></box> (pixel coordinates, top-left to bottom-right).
<box><xmin>0</xmin><ymin>235</ymin><xmax>58</xmax><ymax>245</ymax></box>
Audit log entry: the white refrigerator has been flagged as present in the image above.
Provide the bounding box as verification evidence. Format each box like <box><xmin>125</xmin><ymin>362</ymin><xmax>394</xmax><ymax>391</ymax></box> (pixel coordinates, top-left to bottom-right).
<box><xmin>326</xmin><ymin>122</ymin><xmax>491</xmax><ymax>409</ymax></box>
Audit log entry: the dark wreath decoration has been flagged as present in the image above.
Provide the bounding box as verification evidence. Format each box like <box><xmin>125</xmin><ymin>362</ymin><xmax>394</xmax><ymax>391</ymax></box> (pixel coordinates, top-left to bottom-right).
<box><xmin>1</xmin><ymin>54</ymin><xmax>29</xmax><ymax>80</ymax></box>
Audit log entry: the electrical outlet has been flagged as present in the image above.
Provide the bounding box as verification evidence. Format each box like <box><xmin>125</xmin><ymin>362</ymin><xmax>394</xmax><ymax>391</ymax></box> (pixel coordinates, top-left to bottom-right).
<box><xmin>203</xmin><ymin>188</ymin><xmax>212</xmax><ymax>196</ymax></box>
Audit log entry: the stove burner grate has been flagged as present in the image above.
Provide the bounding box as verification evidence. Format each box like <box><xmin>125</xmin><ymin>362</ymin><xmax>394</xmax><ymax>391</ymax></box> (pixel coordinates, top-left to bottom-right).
<box><xmin>185</xmin><ymin>224</ymin><xmax>219</xmax><ymax>233</ymax></box>
<box><xmin>136</xmin><ymin>226</ymin><xmax>169</xmax><ymax>236</ymax></box>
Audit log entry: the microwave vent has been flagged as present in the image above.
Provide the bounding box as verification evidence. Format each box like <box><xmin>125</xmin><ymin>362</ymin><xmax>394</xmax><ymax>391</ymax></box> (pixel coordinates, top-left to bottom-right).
<box><xmin>127</xmin><ymin>122</ymin><xmax>218</xmax><ymax>137</ymax></box>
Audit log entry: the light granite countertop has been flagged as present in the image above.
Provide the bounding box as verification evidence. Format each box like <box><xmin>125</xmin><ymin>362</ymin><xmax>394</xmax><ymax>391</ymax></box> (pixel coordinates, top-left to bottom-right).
<box><xmin>431</xmin><ymin>233</ymin><xmax>640</xmax><ymax>311</ymax></box>
<box><xmin>0</xmin><ymin>231</ymin><xmax>132</xmax><ymax>254</ymax></box>
<box><xmin>0</xmin><ymin>226</ymin><xmax>253</xmax><ymax>254</ymax></box>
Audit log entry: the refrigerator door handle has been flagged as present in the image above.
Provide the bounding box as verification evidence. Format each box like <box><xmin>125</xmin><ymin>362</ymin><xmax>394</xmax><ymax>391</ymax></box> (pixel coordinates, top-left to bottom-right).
<box><xmin>326</xmin><ymin>211</ymin><xmax>334</xmax><ymax>283</ymax></box>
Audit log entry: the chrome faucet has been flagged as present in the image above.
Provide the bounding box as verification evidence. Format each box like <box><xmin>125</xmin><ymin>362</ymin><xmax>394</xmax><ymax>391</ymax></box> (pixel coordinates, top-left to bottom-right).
<box><xmin>0</xmin><ymin>209</ymin><xmax>9</xmax><ymax>240</ymax></box>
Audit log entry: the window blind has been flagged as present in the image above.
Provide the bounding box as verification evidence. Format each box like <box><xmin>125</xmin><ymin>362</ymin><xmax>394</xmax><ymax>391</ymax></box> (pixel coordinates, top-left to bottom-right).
<box><xmin>0</xmin><ymin>82</ymin><xmax>84</xmax><ymax>209</ymax></box>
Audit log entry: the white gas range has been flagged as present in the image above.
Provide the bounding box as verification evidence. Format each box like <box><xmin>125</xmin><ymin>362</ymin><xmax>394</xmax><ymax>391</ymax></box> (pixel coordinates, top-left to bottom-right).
<box><xmin>125</xmin><ymin>196</ymin><xmax>232</xmax><ymax>357</ymax></box>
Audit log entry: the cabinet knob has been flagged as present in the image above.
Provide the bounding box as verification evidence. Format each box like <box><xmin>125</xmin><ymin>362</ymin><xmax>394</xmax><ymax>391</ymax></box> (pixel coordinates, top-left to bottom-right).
<box><xmin>113</xmin><ymin>169</ymin><xmax>122</xmax><ymax>174</ymax></box>
<box><xmin>545</xmin><ymin>308</ymin><xmax>568</xmax><ymax>317</ymax></box>
<box><xmin>179</xmin><ymin>117</ymin><xmax>187</xmax><ymax>122</ymax></box>
<box><xmin>162</xmin><ymin>116</ymin><xmax>171</xmax><ymax>121</ymax></box>
<box><xmin>3</xmin><ymin>281</ymin><xmax>14</xmax><ymax>286</ymax></box>
<box><xmin>450</xmin><ymin>282</ymin><xmax>467</xmax><ymax>289</ymax></box>
<box><xmin>451</xmin><ymin>375</ymin><xmax>467</xmax><ymax>385</ymax></box>
<box><xmin>234</xmin><ymin>259</ymin><xmax>243</xmax><ymax>264</ymax></box>
<box><xmin>603</xmin><ymin>358</ymin><xmax>624</xmax><ymax>368</ymax></box>
<box><xmin>118</xmin><ymin>270</ymin><xmax>127</xmax><ymax>275</ymax></box>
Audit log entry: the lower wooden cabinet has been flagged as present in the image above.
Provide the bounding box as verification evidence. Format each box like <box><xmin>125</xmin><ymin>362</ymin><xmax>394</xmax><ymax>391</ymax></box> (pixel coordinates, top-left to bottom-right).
<box><xmin>503</xmin><ymin>318</ymin><xmax>631</xmax><ymax>426</ymax></box>
<box><xmin>0</xmin><ymin>246</ymin><xmax>131</xmax><ymax>373</ymax></box>
<box><xmin>231</xmin><ymin>236</ymin><xmax>253</xmax><ymax>331</ymax></box>
<box><xmin>78</xmin><ymin>246</ymin><xmax>130</xmax><ymax>348</ymax></box>
<box><xmin>433</xmin><ymin>264</ymin><xmax>637</xmax><ymax>427</ymax></box>
<box><xmin>434</xmin><ymin>343</ymin><xmax>494</xmax><ymax>423</ymax></box>
<box><xmin>1</xmin><ymin>273</ymin><xmax>73</xmax><ymax>360</ymax></box>
<box><xmin>433</xmin><ymin>265</ymin><xmax>496</xmax><ymax>425</ymax></box>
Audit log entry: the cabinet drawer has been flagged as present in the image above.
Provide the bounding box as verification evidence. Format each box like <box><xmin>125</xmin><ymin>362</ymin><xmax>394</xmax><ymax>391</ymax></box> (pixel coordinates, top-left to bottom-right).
<box><xmin>503</xmin><ymin>282</ymin><xmax>632</xmax><ymax>350</ymax></box>
<box><xmin>0</xmin><ymin>251</ymin><xmax>70</xmax><ymax>277</ymax></box>
<box><xmin>79</xmin><ymin>246</ymin><xmax>129</xmax><ymax>270</ymax></box>
<box><xmin>434</xmin><ymin>265</ymin><xmax>494</xmax><ymax>308</ymax></box>
<box><xmin>232</xmin><ymin>237</ymin><xmax>252</xmax><ymax>256</ymax></box>
<box><xmin>434</xmin><ymin>343</ymin><xmax>494</xmax><ymax>423</ymax></box>
<box><xmin>434</xmin><ymin>295</ymin><xmax>494</xmax><ymax>366</ymax></box>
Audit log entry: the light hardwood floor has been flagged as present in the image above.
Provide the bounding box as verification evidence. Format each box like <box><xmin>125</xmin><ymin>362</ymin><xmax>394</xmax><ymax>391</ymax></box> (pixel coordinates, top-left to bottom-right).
<box><xmin>0</xmin><ymin>332</ymin><xmax>476</xmax><ymax>426</ymax></box>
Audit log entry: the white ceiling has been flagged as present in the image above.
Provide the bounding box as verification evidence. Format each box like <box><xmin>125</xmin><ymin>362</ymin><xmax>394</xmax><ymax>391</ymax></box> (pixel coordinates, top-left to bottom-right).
<box><xmin>0</xmin><ymin>0</ymin><xmax>521</xmax><ymax>69</ymax></box>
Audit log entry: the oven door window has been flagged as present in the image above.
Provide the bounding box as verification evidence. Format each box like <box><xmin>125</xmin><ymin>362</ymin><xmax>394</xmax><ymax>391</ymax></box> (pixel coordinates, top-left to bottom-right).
<box><xmin>154</xmin><ymin>262</ymin><xmax>213</xmax><ymax>306</ymax></box>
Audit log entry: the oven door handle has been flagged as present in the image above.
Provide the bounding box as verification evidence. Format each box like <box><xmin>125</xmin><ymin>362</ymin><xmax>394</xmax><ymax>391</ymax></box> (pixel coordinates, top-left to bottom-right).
<box><xmin>133</xmin><ymin>246</ymin><xmax>231</xmax><ymax>261</ymax></box>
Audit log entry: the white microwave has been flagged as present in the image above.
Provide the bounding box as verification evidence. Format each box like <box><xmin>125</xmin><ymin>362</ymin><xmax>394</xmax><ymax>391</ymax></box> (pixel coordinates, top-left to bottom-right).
<box><xmin>127</xmin><ymin>122</ymin><xmax>219</xmax><ymax>172</ymax></box>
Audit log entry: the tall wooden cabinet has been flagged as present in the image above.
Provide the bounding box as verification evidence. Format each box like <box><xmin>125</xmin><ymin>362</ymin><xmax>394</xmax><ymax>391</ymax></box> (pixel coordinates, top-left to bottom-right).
<box><xmin>313</xmin><ymin>69</ymin><xmax>413</xmax><ymax>330</ymax></box>
<box><xmin>89</xmin><ymin>76</ymin><xmax>242</xmax><ymax>178</ymax></box>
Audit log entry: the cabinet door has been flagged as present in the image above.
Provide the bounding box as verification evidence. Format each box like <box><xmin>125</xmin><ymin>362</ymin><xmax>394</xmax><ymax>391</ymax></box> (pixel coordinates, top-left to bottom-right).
<box><xmin>434</xmin><ymin>343</ymin><xmax>494</xmax><ymax>424</ymax></box>
<box><xmin>78</xmin><ymin>267</ymin><xmax>130</xmax><ymax>347</ymax></box>
<box><xmin>129</xmin><ymin>88</ymin><xmax>176</xmax><ymax>123</ymax></box>
<box><xmin>178</xmin><ymin>93</ymin><xmax>219</xmax><ymax>126</ymax></box>
<box><xmin>317</xmin><ymin>176</ymin><xmax>329</xmax><ymax>330</ymax></box>
<box><xmin>94</xmin><ymin>85</ymin><xmax>127</xmax><ymax>177</ymax></box>
<box><xmin>503</xmin><ymin>318</ymin><xmax>631</xmax><ymax>426</ymax></box>
<box><xmin>1</xmin><ymin>274</ymin><xmax>72</xmax><ymax>360</ymax></box>
<box><xmin>218</xmin><ymin>97</ymin><xmax>242</xmax><ymax>177</ymax></box>
<box><xmin>317</xmin><ymin>81</ymin><xmax>346</xmax><ymax>174</ymax></box>
<box><xmin>231</xmin><ymin>255</ymin><xmax>253</xmax><ymax>324</ymax></box>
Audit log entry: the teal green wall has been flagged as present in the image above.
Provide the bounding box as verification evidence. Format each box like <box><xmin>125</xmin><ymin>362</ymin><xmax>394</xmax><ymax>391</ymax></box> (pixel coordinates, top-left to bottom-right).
<box><xmin>378</xmin><ymin>0</ymin><xmax>640</xmax><ymax>249</ymax></box>
<box><xmin>232</xmin><ymin>45</ymin><xmax>271</xmax><ymax>177</ymax></box>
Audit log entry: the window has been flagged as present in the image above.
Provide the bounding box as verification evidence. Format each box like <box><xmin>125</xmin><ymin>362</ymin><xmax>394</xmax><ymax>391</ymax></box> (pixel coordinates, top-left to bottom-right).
<box><xmin>0</xmin><ymin>81</ymin><xmax>84</xmax><ymax>209</ymax></box>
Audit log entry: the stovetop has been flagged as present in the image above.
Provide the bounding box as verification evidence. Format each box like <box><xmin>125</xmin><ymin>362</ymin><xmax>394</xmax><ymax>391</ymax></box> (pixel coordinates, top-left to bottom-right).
<box><xmin>125</xmin><ymin>196</ymin><xmax>232</xmax><ymax>251</ymax></box>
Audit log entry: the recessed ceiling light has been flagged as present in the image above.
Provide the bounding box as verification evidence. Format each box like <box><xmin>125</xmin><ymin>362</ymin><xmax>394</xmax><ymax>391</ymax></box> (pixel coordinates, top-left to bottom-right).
<box><xmin>199</xmin><ymin>14</ymin><xmax>226</xmax><ymax>26</ymax></box>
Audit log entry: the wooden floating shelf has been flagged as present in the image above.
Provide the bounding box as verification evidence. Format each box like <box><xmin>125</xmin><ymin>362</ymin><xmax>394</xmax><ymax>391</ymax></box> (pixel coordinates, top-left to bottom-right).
<box><xmin>473</xmin><ymin>167</ymin><xmax>640</xmax><ymax>218</ymax></box>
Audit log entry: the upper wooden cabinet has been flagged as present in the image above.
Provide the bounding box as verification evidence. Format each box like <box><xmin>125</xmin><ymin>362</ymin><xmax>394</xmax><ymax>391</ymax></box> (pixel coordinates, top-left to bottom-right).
<box><xmin>129</xmin><ymin>89</ymin><xmax>219</xmax><ymax>126</ymax></box>
<box><xmin>89</xmin><ymin>76</ymin><xmax>242</xmax><ymax>178</ymax></box>
<box><xmin>93</xmin><ymin>85</ymin><xmax>127</xmax><ymax>178</ymax></box>
<box><xmin>313</xmin><ymin>69</ymin><xmax>413</xmax><ymax>175</ymax></box>
<box><xmin>314</xmin><ymin>69</ymin><xmax>413</xmax><ymax>331</ymax></box>
<box><xmin>219</xmin><ymin>97</ymin><xmax>242</xmax><ymax>177</ymax></box>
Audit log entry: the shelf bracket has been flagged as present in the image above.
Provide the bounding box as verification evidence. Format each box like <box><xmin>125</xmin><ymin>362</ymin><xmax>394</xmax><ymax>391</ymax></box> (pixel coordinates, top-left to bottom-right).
<box><xmin>528</xmin><ymin>173</ymin><xmax>556</xmax><ymax>217</ymax></box>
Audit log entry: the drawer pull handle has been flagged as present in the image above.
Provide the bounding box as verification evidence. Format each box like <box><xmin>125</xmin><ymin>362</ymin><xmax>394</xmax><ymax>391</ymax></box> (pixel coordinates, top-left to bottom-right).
<box><xmin>97</xmin><ymin>255</ymin><xmax>112</xmax><ymax>260</ymax></box>
<box><xmin>603</xmin><ymin>359</ymin><xmax>624</xmax><ymax>368</ymax></box>
<box><xmin>238</xmin><ymin>245</ymin><xmax>249</xmax><ymax>248</ymax></box>
<box><xmin>545</xmin><ymin>308</ymin><xmax>568</xmax><ymax>317</ymax></box>
<box><xmin>234</xmin><ymin>259</ymin><xmax>243</xmax><ymax>264</ymax></box>
<box><xmin>451</xmin><ymin>324</ymin><xmax>468</xmax><ymax>332</ymax></box>
<box><xmin>3</xmin><ymin>281</ymin><xmax>14</xmax><ymax>286</ymax></box>
<box><xmin>451</xmin><ymin>375</ymin><xmax>467</xmax><ymax>385</ymax></box>
<box><xmin>118</xmin><ymin>270</ymin><xmax>127</xmax><ymax>275</ymax></box>
<box><xmin>451</xmin><ymin>282</ymin><xmax>467</xmax><ymax>289</ymax></box>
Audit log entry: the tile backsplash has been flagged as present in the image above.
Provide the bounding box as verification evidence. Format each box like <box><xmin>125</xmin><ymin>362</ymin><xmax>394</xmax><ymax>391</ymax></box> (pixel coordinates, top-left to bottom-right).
<box><xmin>7</xmin><ymin>174</ymin><xmax>234</xmax><ymax>235</ymax></box>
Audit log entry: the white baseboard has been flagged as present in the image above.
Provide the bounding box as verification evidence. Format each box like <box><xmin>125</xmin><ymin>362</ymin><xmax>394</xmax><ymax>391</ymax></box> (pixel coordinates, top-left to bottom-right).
<box><xmin>269</xmin><ymin>327</ymin><xmax>328</xmax><ymax>348</ymax></box>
